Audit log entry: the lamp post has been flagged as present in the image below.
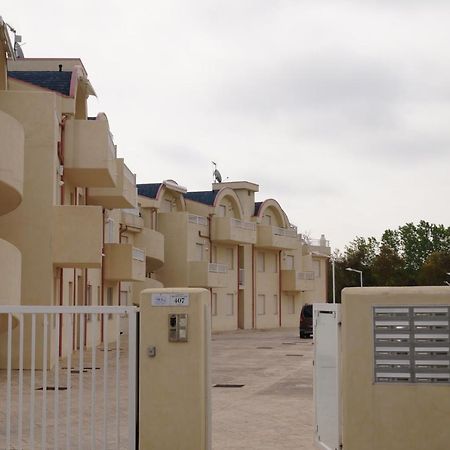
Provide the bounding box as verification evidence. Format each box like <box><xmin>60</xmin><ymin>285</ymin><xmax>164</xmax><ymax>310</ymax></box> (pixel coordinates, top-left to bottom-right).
<box><xmin>346</xmin><ymin>267</ymin><xmax>363</xmax><ymax>287</ymax></box>
<box><xmin>313</xmin><ymin>252</ymin><xmax>336</xmax><ymax>304</ymax></box>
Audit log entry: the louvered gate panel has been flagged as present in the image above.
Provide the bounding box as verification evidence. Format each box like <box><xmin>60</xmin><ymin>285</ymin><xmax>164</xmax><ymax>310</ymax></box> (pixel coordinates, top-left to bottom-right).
<box><xmin>373</xmin><ymin>306</ymin><xmax>450</xmax><ymax>384</ymax></box>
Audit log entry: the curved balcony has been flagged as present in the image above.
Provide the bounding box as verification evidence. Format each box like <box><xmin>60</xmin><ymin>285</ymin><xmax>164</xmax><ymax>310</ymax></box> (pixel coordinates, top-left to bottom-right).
<box><xmin>0</xmin><ymin>111</ymin><xmax>24</xmax><ymax>215</ymax></box>
<box><xmin>134</xmin><ymin>227</ymin><xmax>165</xmax><ymax>272</ymax></box>
<box><xmin>0</xmin><ymin>239</ymin><xmax>21</xmax><ymax>333</ymax></box>
<box><xmin>211</xmin><ymin>217</ymin><xmax>256</xmax><ymax>245</ymax></box>
<box><xmin>256</xmin><ymin>225</ymin><xmax>298</xmax><ymax>250</ymax></box>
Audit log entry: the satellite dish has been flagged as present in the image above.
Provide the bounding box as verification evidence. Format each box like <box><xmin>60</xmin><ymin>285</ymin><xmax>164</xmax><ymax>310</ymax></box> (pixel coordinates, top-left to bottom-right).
<box><xmin>213</xmin><ymin>169</ymin><xmax>222</xmax><ymax>183</ymax></box>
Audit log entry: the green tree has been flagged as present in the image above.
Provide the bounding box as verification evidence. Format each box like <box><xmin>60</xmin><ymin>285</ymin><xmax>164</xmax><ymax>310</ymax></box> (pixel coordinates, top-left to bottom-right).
<box><xmin>417</xmin><ymin>252</ymin><xmax>450</xmax><ymax>285</ymax></box>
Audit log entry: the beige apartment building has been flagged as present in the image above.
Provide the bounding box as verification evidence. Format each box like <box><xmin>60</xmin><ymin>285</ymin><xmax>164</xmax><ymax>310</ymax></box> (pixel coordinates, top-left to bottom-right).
<box><xmin>0</xmin><ymin>18</ymin><xmax>330</xmax><ymax>366</ymax></box>
<box><xmin>0</xmin><ymin>21</ymin><xmax>153</xmax><ymax>364</ymax></box>
<box><xmin>137</xmin><ymin>180</ymin><xmax>331</xmax><ymax>331</ymax></box>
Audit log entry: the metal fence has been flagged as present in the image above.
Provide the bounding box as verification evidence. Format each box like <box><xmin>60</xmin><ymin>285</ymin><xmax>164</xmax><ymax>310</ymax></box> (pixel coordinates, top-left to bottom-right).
<box><xmin>0</xmin><ymin>305</ymin><xmax>137</xmax><ymax>450</ymax></box>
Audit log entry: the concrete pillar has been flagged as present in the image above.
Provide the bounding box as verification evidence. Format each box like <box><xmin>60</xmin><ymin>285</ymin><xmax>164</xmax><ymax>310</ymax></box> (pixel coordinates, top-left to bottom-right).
<box><xmin>139</xmin><ymin>288</ymin><xmax>211</xmax><ymax>450</ymax></box>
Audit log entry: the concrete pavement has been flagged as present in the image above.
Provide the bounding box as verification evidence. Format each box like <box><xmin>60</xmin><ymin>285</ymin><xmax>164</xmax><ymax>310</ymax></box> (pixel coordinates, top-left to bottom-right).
<box><xmin>212</xmin><ymin>328</ymin><xmax>315</xmax><ymax>450</ymax></box>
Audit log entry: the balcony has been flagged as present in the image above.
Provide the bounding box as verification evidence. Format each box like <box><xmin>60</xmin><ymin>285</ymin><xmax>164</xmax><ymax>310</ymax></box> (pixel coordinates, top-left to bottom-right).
<box><xmin>52</xmin><ymin>206</ymin><xmax>102</xmax><ymax>268</ymax></box>
<box><xmin>0</xmin><ymin>239</ymin><xmax>21</xmax><ymax>332</ymax></box>
<box><xmin>134</xmin><ymin>227</ymin><xmax>165</xmax><ymax>272</ymax></box>
<box><xmin>211</xmin><ymin>217</ymin><xmax>256</xmax><ymax>244</ymax></box>
<box><xmin>0</xmin><ymin>111</ymin><xmax>24</xmax><ymax>215</ymax></box>
<box><xmin>103</xmin><ymin>244</ymin><xmax>145</xmax><ymax>281</ymax></box>
<box><xmin>256</xmin><ymin>225</ymin><xmax>298</xmax><ymax>250</ymax></box>
<box><xmin>121</xmin><ymin>208</ymin><xmax>144</xmax><ymax>231</ymax></box>
<box><xmin>305</xmin><ymin>236</ymin><xmax>331</xmax><ymax>254</ymax></box>
<box><xmin>188</xmin><ymin>261</ymin><xmax>227</xmax><ymax>288</ymax></box>
<box><xmin>63</xmin><ymin>118</ymin><xmax>117</xmax><ymax>187</ymax></box>
<box><xmin>281</xmin><ymin>270</ymin><xmax>315</xmax><ymax>292</ymax></box>
<box><xmin>88</xmin><ymin>159</ymin><xmax>137</xmax><ymax>209</ymax></box>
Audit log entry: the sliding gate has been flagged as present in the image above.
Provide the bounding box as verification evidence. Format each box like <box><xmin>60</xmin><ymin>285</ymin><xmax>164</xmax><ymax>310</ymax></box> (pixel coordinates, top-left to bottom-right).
<box><xmin>0</xmin><ymin>305</ymin><xmax>138</xmax><ymax>450</ymax></box>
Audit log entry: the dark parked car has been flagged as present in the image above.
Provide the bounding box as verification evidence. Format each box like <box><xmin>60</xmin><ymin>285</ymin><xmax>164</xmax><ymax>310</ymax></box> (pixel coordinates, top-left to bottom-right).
<box><xmin>299</xmin><ymin>303</ymin><xmax>313</xmax><ymax>338</ymax></box>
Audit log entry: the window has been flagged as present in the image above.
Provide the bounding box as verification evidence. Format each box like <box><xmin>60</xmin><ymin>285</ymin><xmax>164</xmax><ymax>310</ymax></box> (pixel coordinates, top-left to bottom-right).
<box><xmin>218</xmin><ymin>205</ymin><xmax>227</xmax><ymax>217</ymax></box>
<box><xmin>161</xmin><ymin>199</ymin><xmax>173</xmax><ymax>213</ymax></box>
<box><xmin>226</xmin><ymin>248</ymin><xmax>234</xmax><ymax>270</ymax></box>
<box><xmin>263</xmin><ymin>214</ymin><xmax>272</xmax><ymax>225</ymax></box>
<box><xmin>313</xmin><ymin>260</ymin><xmax>321</xmax><ymax>278</ymax></box>
<box><xmin>195</xmin><ymin>243</ymin><xmax>204</xmax><ymax>261</ymax></box>
<box><xmin>226</xmin><ymin>294</ymin><xmax>234</xmax><ymax>316</ymax></box>
<box><xmin>107</xmin><ymin>287</ymin><xmax>113</xmax><ymax>319</ymax></box>
<box><xmin>285</xmin><ymin>255</ymin><xmax>294</xmax><ymax>270</ymax></box>
<box><xmin>97</xmin><ymin>286</ymin><xmax>101</xmax><ymax>320</ymax></box>
<box><xmin>257</xmin><ymin>252</ymin><xmax>265</xmax><ymax>272</ymax></box>
<box><xmin>212</xmin><ymin>293</ymin><xmax>218</xmax><ymax>316</ymax></box>
<box><xmin>120</xmin><ymin>290</ymin><xmax>128</xmax><ymax>306</ymax></box>
<box><xmin>288</xmin><ymin>295</ymin><xmax>295</xmax><ymax>314</ymax></box>
<box><xmin>273</xmin><ymin>295</ymin><xmax>278</xmax><ymax>315</ymax></box>
<box><xmin>257</xmin><ymin>294</ymin><xmax>266</xmax><ymax>315</ymax></box>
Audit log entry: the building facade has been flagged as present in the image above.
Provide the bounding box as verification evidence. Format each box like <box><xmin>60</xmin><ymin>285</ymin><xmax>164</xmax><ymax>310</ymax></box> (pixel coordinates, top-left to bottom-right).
<box><xmin>137</xmin><ymin>180</ymin><xmax>331</xmax><ymax>331</ymax></box>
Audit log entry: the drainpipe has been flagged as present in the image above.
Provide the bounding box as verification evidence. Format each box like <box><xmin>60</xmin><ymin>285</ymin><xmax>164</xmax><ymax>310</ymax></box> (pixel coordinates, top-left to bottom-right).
<box><xmin>57</xmin><ymin>114</ymin><xmax>68</xmax><ymax>356</ymax></box>
<box><xmin>119</xmin><ymin>224</ymin><xmax>129</xmax><ymax>306</ymax></box>
<box><xmin>252</xmin><ymin>244</ymin><xmax>255</xmax><ymax>329</ymax></box>
<box><xmin>101</xmin><ymin>208</ymin><xmax>105</xmax><ymax>342</ymax></box>
<box><xmin>278</xmin><ymin>251</ymin><xmax>282</xmax><ymax>328</ymax></box>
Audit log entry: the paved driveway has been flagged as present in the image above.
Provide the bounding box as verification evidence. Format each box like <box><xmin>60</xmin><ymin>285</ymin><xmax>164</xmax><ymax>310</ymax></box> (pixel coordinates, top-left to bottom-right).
<box><xmin>212</xmin><ymin>328</ymin><xmax>315</xmax><ymax>450</ymax></box>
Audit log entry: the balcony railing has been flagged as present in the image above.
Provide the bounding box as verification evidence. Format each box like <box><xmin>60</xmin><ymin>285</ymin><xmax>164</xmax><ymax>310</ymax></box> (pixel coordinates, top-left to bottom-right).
<box><xmin>230</xmin><ymin>218</ymin><xmax>256</xmax><ymax>231</ymax></box>
<box><xmin>132</xmin><ymin>247</ymin><xmax>145</xmax><ymax>262</ymax></box>
<box><xmin>306</xmin><ymin>238</ymin><xmax>330</xmax><ymax>247</ymax></box>
<box><xmin>272</xmin><ymin>226</ymin><xmax>297</xmax><ymax>238</ymax></box>
<box><xmin>297</xmin><ymin>271</ymin><xmax>315</xmax><ymax>281</ymax></box>
<box><xmin>208</xmin><ymin>263</ymin><xmax>227</xmax><ymax>274</ymax></box>
<box><xmin>188</xmin><ymin>214</ymin><xmax>208</xmax><ymax>226</ymax></box>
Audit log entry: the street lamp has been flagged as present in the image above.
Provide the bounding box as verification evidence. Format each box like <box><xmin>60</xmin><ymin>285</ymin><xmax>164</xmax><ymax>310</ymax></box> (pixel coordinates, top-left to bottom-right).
<box><xmin>346</xmin><ymin>267</ymin><xmax>363</xmax><ymax>287</ymax></box>
<box><xmin>313</xmin><ymin>252</ymin><xmax>336</xmax><ymax>304</ymax></box>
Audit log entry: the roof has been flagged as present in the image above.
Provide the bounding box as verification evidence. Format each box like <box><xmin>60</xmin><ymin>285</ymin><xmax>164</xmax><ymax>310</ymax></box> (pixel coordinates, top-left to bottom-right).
<box><xmin>184</xmin><ymin>190</ymin><xmax>219</xmax><ymax>206</ymax></box>
<box><xmin>254</xmin><ymin>202</ymin><xmax>263</xmax><ymax>216</ymax></box>
<box><xmin>8</xmin><ymin>71</ymin><xmax>72</xmax><ymax>96</ymax></box>
<box><xmin>137</xmin><ymin>183</ymin><xmax>162</xmax><ymax>199</ymax></box>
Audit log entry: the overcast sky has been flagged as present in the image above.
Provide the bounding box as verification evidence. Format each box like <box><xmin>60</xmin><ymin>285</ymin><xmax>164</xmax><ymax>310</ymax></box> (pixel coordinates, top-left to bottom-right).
<box><xmin>4</xmin><ymin>1</ymin><xmax>450</xmax><ymax>250</ymax></box>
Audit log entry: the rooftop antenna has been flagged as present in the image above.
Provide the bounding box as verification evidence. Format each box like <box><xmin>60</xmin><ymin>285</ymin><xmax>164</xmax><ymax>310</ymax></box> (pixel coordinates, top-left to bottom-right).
<box><xmin>212</xmin><ymin>161</ymin><xmax>222</xmax><ymax>183</ymax></box>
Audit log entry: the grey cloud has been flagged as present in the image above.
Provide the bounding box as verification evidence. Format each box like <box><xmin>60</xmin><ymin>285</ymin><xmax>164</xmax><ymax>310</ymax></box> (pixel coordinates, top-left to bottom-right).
<box><xmin>215</xmin><ymin>56</ymin><xmax>404</xmax><ymax>126</ymax></box>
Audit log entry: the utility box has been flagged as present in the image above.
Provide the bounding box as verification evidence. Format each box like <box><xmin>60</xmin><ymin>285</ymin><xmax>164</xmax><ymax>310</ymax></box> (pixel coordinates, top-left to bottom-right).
<box><xmin>139</xmin><ymin>288</ymin><xmax>211</xmax><ymax>450</ymax></box>
<box><xmin>314</xmin><ymin>287</ymin><xmax>450</xmax><ymax>450</ymax></box>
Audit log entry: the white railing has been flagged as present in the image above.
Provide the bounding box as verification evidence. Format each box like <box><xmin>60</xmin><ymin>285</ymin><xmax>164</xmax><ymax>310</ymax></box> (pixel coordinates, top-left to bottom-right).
<box><xmin>231</xmin><ymin>218</ymin><xmax>256</xmax><ymax>231</ymax></box>
<box><xmin>132</xmin><ymin>247</ymin><xmax>145</xmax><ymax>261</ymax></box>
<box><xmin>0</xmin><ymin>305</ymin><xmax>137</xmax><ymax>450</ymax></box>
<box><xmin>306</xmin><ymin>238</ymin><xmax>330</xmax><ymax>247</ymax></box>
<box><xmin>188</xmin><ymin>214</ymin><xmax>208</xmax><ymax>227</ymax></box>
<box><xmin>238</xmin><ymin>268</ymin><xmax>245</xmax><ymax>286</ymax></box>
<box><xmin>272</xmin><ymin>226</ymin><xmax>297</xmax><ymax>238</ymax></box>
<box><xmin>297</xmin><ymin>271</ymin><xmax>315</xmax><ymax>281</ymax></box>
<box><xmin>208</xmin><ymin>263</ymin><xmax>227</xmax><ymax>274</ymax></box>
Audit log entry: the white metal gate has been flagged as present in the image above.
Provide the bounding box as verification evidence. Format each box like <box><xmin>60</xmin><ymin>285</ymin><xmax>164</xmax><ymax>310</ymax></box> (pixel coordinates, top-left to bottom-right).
<box><xmin>0</xmin><ymin>305</ymin><xmax>137</xmax><ymax>450</ymax></box>
<box><xmin>313</xmin><ymin>303</ymin><xmax>341</xmax><ymax>450</ymax></box>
